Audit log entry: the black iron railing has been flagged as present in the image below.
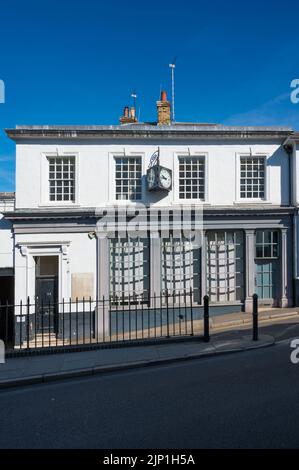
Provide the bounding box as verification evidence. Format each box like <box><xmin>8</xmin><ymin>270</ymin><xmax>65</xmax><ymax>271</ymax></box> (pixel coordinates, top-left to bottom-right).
<box><xmin>0</xmin><ymin>289</ymin><xmax>200</xmax><ymax>352</ymax></box>
<box><xmin>0</xmin><ymin>292</ymin><xmax>260</xmax><ymax>353</ymax></box>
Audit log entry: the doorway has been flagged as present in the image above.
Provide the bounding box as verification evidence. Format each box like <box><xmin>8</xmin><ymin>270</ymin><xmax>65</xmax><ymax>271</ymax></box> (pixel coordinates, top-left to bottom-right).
<box><xmin>35</xmin><ymin>256</ymin><xmax>58</xmax><ymax>333</ymax></box>
<box><xmin>254</xmin><ymin>230</ymin><xmax>280</xmax><ymax>306</ymax></box>
<box><xmin>0</xmin><ymin>272</ymin><xmax>14</xmax><ymax>346</ymax></box>
<box><xmin>255</xmin><ymin>260</ymin><xmax>279</xmax><ymax>301</ymax></box>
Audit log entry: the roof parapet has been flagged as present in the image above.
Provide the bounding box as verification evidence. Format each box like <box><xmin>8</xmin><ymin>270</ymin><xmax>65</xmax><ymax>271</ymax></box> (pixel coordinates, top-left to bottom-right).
<box><xmin>5</xmin><ymin>125</ymin><xmax>294</xmax><ymax>142</ymax></box>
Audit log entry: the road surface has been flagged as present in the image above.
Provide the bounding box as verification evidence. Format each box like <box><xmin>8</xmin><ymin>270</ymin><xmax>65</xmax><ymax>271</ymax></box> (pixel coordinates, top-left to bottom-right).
<box><xmin>0</xmin><ymin>332</ymin><xmax>298</xmax><ymax>448</ymax></box>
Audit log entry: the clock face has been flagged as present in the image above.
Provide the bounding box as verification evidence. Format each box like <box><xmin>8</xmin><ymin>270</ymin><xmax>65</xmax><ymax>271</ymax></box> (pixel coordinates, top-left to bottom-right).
<box><xmin>159</xmin><ymin>168</ymin><xmax>172</xmax><ymax>190</ymax></box>
<box><xmin>147</xmin><ymin>167</ymin><xmax>156</xmax><ymax>189</ymax></box>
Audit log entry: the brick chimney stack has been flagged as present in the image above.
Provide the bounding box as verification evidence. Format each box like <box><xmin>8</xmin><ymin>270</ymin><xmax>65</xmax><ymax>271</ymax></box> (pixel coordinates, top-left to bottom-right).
<box><xmin>156</xmin><ymin>90</ymin><xmax>171</xmax><ymax>125</ymax></box>
<box><xmin>119</xmin><ymin>106</ymin><xmax>138</xmax><ymax>124</ymax></box>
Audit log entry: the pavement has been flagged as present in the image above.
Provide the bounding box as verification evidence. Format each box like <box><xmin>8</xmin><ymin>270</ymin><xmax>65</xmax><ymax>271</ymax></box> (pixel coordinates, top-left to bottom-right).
<box><xmin>0</xmin><ymin>307</ymin><xmax>298</xmax><ymax>390</ymax></box>
<box><xmin>209</xmin><ymin>306</ymin><xmax>299</xmax><ymax>330</ymax></box>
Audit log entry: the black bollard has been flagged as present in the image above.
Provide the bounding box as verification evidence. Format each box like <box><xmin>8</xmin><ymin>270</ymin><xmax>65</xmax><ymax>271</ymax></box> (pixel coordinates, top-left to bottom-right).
<box><xmin>203</xmin><ymin>295</ymin><xmax>210</xmax><ymax>342</ymax></box>
<box><xmin>252</xmin><ymin>293</ymin><xmax>258</xmax><ymax>341</ymax></box>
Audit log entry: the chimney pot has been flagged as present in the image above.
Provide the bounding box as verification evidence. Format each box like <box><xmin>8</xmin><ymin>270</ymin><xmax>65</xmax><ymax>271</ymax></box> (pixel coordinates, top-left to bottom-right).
<box><xmin>130</xmin><ymin>107</ymin><xmax>136</xmax><ymax>119</ymax></box>
<box><xmin>161</xmin><ymin>90</ymin><xmax>167</xmax><ymax>102</ymax></box>
<box><xmin>119</xmin><ymin>105</ymin><xmax>138</xmax><ymax>124</ymax></box>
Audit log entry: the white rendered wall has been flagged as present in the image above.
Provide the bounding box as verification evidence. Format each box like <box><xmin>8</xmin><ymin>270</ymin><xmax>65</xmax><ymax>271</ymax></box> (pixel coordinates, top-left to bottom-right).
<box><xmin>15</xmin><ymin>140</ymin><xmax>289</xmax><ymax>209</ymax></box>
<box><xmin>0</xmin><ymin>214</ymin><xmax>13</xmax><ymax>269</ymax></box>
<box><xmin>0</xmin><ymin>198</ymin><xmax>14</xmax><ymax>269</ymax></box>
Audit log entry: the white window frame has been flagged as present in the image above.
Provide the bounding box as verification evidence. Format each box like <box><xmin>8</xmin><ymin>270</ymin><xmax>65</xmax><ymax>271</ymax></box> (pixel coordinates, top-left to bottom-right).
<box><xmin>235</xmin><ymin>153</ymin><xmax>269</xmax><ymax>203</ymax></box>
<box><xmin>108</xmin><ymin>152</ymin><xmax>145</xmax><ymax>205</ymax></box>
<box><xmin>40</xmin><ymin>151</ymin><xmax>80</xmax><ymax>207</ymax></box>
<box><xmin>173</xmin><ymin>152</ymin><xmax>209</xmax><ymax>204</ymax></box>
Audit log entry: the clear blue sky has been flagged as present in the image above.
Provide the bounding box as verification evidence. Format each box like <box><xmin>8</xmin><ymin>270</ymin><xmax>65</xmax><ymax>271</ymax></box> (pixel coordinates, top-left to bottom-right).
<box><xmin>1</xmin><ymin>0</ymin><xmax>299</xmax><ymax>191</ymax></box>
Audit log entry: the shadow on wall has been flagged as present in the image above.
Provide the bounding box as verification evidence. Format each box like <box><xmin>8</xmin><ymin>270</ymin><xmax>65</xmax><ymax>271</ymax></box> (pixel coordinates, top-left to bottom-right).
<box><xmin>0</xmin><ymin>215</ymin><xmax>13</xmax><ymax>234</ymax></box>
<box><xmin>141</xmin><ymin>174</ymin><xmax>170</xmax><ymax>204</ymax></box>
<box><xmin>0</xmin><ymin>276</ymin><xmax>14</xmax><ymax>347</ymax></box>
<box><xmin>267</xmin><ymin>147</ymin><xmax>290</xmax><ymax>205</ymax></box>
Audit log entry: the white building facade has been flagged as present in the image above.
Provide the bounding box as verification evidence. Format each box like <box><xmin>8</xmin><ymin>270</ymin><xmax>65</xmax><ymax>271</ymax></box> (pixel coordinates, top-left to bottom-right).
<box><xmin>3</xmin><ymin>96</ymin><xmax>298</xmax><ymax>345</ymax></box>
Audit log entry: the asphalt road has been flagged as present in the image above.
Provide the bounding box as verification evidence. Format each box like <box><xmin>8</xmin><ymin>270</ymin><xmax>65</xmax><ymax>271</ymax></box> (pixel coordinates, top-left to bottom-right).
<box><xmin>0</xmin><ymin>333</ymin><xmax>298</xmax><ymax>449</ymax></box>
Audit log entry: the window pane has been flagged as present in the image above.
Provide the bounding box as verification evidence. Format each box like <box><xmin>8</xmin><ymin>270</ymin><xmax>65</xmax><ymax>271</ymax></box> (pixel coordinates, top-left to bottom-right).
<box><xmin>256</xmin><ymin>231</ymin><xmax>263</xmax><ymax>244</ymax></box>
<box><xmin>264</xmin><ymin>244</ymin><xmax>271</xmax><ymax>257</ymax></box>
<box><xmin>36</xmin><ymin>256</ymin><xmax>58</xmax><ymax>276</ymax></box>
<box><xmin>263</xmin><ymin>231</ymin><xmax>271</xmax><ymax>243</ymax></box>
<box><xmin>256</xmin><ymin>246</ymin><xmax>263</xmax><ymax>258</ymax></box>
<box><xmin>272</xmin><ymin>244</ymin><xmax>279</xmax><ymax>258</ymax></box>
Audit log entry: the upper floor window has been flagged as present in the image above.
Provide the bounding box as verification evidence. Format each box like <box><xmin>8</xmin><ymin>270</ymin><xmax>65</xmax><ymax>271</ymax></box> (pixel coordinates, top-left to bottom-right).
<box><xmin>48</xmin><ymin>156</ymin><xmax>75</xmax><ymax>202</ymax></box>
<box><xmin>255</xmin><ymin>230</ymin><xmax>279</xmax><ymax>259</ymax></box>
<box><xmin>115</xmin><ymin>157</ymin><xmax>142</xmax><ymax>201</ymax></box>
<box><xmin>179</xmin><ymin>156</ymin><xmax>205</xmax><ymax>200</ymax></box>
<box><xmin>240</xmin><ymin>156</ymin><xmax>265</xmax><ymax>199</ymax></box>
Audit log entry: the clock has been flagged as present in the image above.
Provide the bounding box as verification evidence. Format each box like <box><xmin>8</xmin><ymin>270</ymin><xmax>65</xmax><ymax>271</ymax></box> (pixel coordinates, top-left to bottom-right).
<box><xmin>147</xmin><ymin>165</ymin><xmax>172</xmax><ymax>192</ymax></box>
<box><xmin>147</xmin><ymin>167</ymin><xmax>156</xmax><ymax>190</ymax></box>
<box><xmin>159</xmin><ymin>167</ymin><xmax>172</xmax><ymax>190</ymax></box>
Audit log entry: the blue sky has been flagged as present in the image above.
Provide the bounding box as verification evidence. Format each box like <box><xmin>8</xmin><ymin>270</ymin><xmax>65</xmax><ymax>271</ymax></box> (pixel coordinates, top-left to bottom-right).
<box><xmin>1</xmin><ymin>0</ymin><xmax>299</xmax><ymax>191</ymax></box>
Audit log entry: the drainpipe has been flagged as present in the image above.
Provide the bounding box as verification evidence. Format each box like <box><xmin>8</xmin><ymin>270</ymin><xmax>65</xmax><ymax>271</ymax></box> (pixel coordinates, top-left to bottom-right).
<box><xmin>283</xmin><ymin>139</ymin><xmax>296</xmax><ymax>305</ymax></box>
<box><xmin>294</xmin><ymin>215</ymin><xmax>298</xmax><ymax>297</ymax></box>
<box><xmin>282</xmin><ymin>139</ymin><xmax>293</xmax><ymax>206</ymax></box>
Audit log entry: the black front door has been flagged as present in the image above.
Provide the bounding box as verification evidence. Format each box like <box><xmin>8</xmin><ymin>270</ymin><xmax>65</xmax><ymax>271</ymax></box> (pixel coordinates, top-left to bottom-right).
<box><xmin>36</xmin><ymin>277</ymin><xmax>58</xmax><ymax>333</ymax></box>
<box><xmin>0</xmin><ymin>275</ymin><xmax>14</xmax><ymax>346</ymax></box>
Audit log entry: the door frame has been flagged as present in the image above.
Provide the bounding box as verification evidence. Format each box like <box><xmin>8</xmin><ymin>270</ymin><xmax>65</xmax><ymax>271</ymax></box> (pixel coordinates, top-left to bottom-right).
<box><xmin>254</xmin><ymin>229</ymin><xmax>281</xmax><ymax>307</ymax></box>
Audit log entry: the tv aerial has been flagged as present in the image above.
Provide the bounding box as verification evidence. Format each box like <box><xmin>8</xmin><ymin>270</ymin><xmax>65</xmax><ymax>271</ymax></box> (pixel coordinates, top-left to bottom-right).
<box><xmin>169</xmin><ymin>57</ymin><xmax>177</xmax><ymax>122</ymax></box>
